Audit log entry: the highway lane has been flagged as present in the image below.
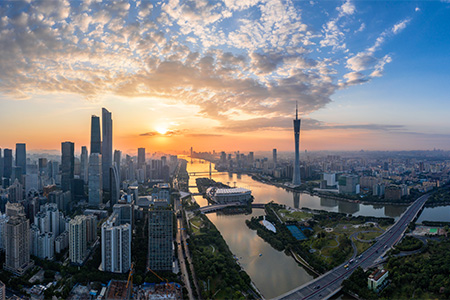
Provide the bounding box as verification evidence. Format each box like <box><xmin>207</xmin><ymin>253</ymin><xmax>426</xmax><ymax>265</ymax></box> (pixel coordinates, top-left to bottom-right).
<box><xmin>275</xmin><ymin>193</ymin><xmax>430</xmax><ymax>300</ymax></box>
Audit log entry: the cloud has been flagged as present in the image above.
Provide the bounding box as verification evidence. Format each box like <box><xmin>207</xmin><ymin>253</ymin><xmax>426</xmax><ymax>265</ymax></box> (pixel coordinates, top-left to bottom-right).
<box><xmin>0</xmin><ymin>0</ymin><xmax>413</xmax><ymax>133</ymax></box>
<box><xmin>392</xmin><ymin>19</ymin><xmax>410</xmax><ymax>34</ymax></box>
<box><xmin>337</xmin><ymin>0</ymin><xmax>355</xmax><ymax>17</ymax></box>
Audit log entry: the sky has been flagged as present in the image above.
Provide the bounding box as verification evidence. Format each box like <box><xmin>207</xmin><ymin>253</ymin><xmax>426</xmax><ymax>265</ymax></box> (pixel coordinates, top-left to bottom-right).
<box><xmin>1</xmin><ymin>0</ymin><xmax>450</xmax><ymax>154</ymax></box>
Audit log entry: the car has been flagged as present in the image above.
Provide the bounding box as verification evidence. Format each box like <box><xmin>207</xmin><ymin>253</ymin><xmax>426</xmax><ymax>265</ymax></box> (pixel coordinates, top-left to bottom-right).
<box><xmin>315</xmin><ymin>285</ymin><xmax>320</xmax><ymax>290</ymax></box>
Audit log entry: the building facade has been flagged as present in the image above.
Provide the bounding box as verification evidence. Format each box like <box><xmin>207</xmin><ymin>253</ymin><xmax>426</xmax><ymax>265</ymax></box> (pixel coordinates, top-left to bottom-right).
<box><xmin>61</xmin><ymin>142</ymin><xmax>75</xmax><ymax>192</ymax></box>
<box><xmin>102</xmin><ymin>108</ymin><xmax>113</xmax><ymax>192</ymax></box>
<box><xmin>89</xmin><ymin>153</ymin><xmax>102</xmax><ymax>207</ymax></box>
<box><xmin>148</xmin><ymin>209</ymin><xmax>173</xmax><ymax>271</ymax></box>
<box><xmin>69</xmin><ymin>215</ymin><xmax>87</xmax><ymax>265</ymax></box>
<box><xmin>4</xmin><ymin>211</ymin><xmax>32</xmax><ymax>275</ymax></box>
<box><xmin>101</xmin><ymin>213</ymin><xmax>131</xmax><ymax>273</ymax></box>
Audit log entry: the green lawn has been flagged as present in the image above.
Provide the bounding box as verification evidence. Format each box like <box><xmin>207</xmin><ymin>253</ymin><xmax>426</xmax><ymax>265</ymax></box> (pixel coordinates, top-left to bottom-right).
<box><xmin>278</xmin><ymin>209</ymin><xmax>313</xmax><ymax>222</ymax></box>
<box><xmin>357</xmin><ymin>231</ymin><xmax>382</xmax><ymax>241</ymax></box>
<box><xmin>353</xmin><ymin>239</ymin><xmax>373</xmax><ymax>255</ymax></box>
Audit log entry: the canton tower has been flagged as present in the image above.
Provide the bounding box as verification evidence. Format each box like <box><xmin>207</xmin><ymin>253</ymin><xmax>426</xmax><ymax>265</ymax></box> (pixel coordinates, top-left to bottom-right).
<box><xmin>292</xmin><ymin>103</ymin><xmax>301</xmax><ymax>186</ymax></box>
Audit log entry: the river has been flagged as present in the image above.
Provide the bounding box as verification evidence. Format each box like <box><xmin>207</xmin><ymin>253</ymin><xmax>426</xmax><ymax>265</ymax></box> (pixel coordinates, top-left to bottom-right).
<box><xmin>185</xmin><ymin>158</ymin><xmax>448</xmax><ymax>298</ymax></box>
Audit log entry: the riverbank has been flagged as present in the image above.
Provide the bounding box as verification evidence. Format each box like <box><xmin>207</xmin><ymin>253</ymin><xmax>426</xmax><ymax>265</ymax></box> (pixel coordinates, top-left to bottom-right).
<box><xmin>183</xmin><ymin>201</ymin><xmax>260</xmax><ymax>299</ymax></box>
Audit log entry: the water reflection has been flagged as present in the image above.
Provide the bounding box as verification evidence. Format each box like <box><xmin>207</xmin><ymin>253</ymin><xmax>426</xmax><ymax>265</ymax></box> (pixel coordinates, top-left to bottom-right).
<box><xmin>293</xmin><ymin>192</ymin><xmax>300</xmax><ymax>208</ymax></box>
<box><xmin>384</xmin><ymin>205</ymin><xmax>407</xmax><ymax>218</ymax></box>
<box><xmin>320</xmin><ymin>198</ymin><xmax>338</xmax><ymax>208</ymax></box>
<box><xmin>338</xmin><ymin>201</ymin><xmax>360</xmax><ymax>215</ymax></box>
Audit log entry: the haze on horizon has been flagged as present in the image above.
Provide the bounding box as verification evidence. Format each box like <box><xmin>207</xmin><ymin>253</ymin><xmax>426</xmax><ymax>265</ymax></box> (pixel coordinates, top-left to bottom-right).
<box><xmin>1</xmin><ymin>0</ymin><xmax>450</xmax><ymax>153</ymax></box>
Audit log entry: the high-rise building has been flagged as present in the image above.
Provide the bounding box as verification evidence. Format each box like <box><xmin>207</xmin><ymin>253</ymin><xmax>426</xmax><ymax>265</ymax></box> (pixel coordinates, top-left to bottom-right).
<box><xmin>110</xmin><ymin>165</ymin><xmax>120</xmax><ymax>207</ymax></box>
<box><xmin>4</xmin><ymin>203</ymin><xmax>33</xmax><ymax>275</ymax></box>
<box><xmin>114</xmin><ymin>150</ymin><xmax>121</xmax><ymax>182</ymax></box>
<box><xmin>89</xmin><ymin>153</ymin><xmax>102</xmax><ymax>207</ymax></box>
<box><xmin>137</xmin><ymin>148</ymin><xmax>145</xmax><ymax>170</ymax></box>
<box><xmin>292</xmin><ymin>104</ymin><xmax>301</xmax><ymax>186</ymax></box>
<box><xmin>102</xmin><ymin>108</ymin><xmax>113</xmax><ymax>192</ymax></box>
<box><xmin>5</xmin><ymin>202</ymin><xmax>25</xmax><ymax>217</ymax></box>
<box><xmin>0</xmin><ymin>149</ymin><xmax>3</xmax><ymax>180</ymax></box>
<box><xmin>101</xmin><ymin>212</ymin><xmax>131</xmax><ymax>273</ymax></box>
<box><xmin>0</xmin><ymin>280</ymin><xmax>5</xmax><ymax>300</ymax></box>
<box><xmin>7</xmin><ymin>179</ymin><xmax>23</xmax><ymax>203</ymax></box>
<box><xmin>61</xmin><ymin>142</ymin><xmax>75</xmax><ymax>192</ymax></box>
<box><xmin>85</xmin><ymin>214</ymin><xmax>97</xmax><ymax>244</ymax></box>
<box><xmin>273</xmin><ymin>148</ymin><xmax>277</xmax><ymax>168</ymax></box>
<box><xmin>38</xmin><ymin>158</ymin><xmax>48</xmax><ymax>175</ymax></box>
<box><xmin>148</xmin><ymin>208</ymin><xmax>173</xmax><ymax>271</ymax></box>
<box><xmin>15</xmin><ymin>143</ymin><xmax>26</xmax><ymax>175</ymax></box>
<box><xmin>49</xmin><ymin>161</ymin><xmax>59</xmax><ymax>183</ymax></box>
<box><xmin>90</xmin><ymin>115</ymin><xmax>102</xmax><ymax>154</ymax></box>
<box><xmin>80</xmin><ymin>146</ymin><xmax>89</xmax><ymax>183</ymax></box>
<box><xmin>69</xmin><ymin>215</ymin><xmax>87</xmax><ymax>265</ymax></box>
<box><xmin>0</xmin><ymin>214</ymin><xmax>9</xmax><ymax>251</ymax></box>
<box><xmin>3</xmin><ymin>149</ymin><xmax>13</xmax><ymax>181</ymax></box>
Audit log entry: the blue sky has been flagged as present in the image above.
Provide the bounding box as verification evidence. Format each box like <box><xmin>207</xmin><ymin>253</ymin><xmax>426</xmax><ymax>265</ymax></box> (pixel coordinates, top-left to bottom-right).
<box><xmin>0</xmin><ymin>0</ymin><xmax>449</xmax><ymax>152</ymax></box>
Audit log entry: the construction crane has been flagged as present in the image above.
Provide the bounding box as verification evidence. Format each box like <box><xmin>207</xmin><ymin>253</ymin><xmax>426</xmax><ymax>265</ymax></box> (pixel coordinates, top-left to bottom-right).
<box><xmin>146</xmin><ymin>266</ymin><xmax>169</xmax><ymax>285</ymax></box>
<box><xmin>126</xmin><ymin>263</ymin><xmax>134</xmax><ymax>289</ymax></box>
<box><xmin>146</xmin><ymin>266</ymin><xmax>175</xmax><ymax>294</ymax></box>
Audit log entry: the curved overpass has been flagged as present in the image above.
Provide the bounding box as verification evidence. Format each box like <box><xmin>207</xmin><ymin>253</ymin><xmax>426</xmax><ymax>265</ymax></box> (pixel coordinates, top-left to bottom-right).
<box><xmin>275</xmin><ymin>193</ymin><xmax>430</xmax><ymax>300</ymax></box>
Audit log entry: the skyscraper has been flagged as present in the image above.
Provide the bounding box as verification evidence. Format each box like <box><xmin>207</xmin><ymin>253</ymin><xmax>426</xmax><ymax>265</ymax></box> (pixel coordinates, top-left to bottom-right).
<box><xmin>80</xmin><ymin>146</ymin><xmax>88</xmax><ymax>183</ymax></box>
<box><xmin>0</xmin><ymin>148</ymin><xmax>3</xmax><ymax>179</ymax></box>
<box><xmin>114</xmin><ymin>150</ymin><xmax>121</xmax><ymax>182</ymax></box>
<box><xmin>148</xmin><ymin>208</ymin><xmax>173</xmax><ymax>271</ymax></box>
<box><xmin>3</xmin><ymin>149</ymin><xmax>13</xmax><ymax>181</ymax></box>
<box><xmin>15</xmin><ymin>143</ymin><xmax>26</xmax><ymax>175</ymax></box>
<box><xmin>69</xmin><ymin>215</ymin><xmax>87</xmax><ymax>265</ymax></box>
<box><xmin>89</xmin><ymin>153</ymin><xmax>102</xmax><ymax>207</ymax></box>
<box><xmin>4</xmin><ymin>203</ymin><xmax>32</xmax><ymax>276</ymax></box>
<box><xmin>102</xmin><ymin>108</ymin><xmax>113</xmax><ymax>192</ymax></box>
<box><xmin>110</xmin><ymin>165</ymin><xmax>120</xmax><ymax>206</ymax></box>
<box><xmin>273</xmin><ymin>148</ymin><xmax>277</xmax><ymax>168</ymax></box>
<box><xmin>101</xmin><ymin>212</ymin><xmax>131</xmax><ymax>273</ymax></box>
<box><xmin>292</xmin><ymin>104</ymin><xmax>301</xmax><ymax>186</ymax></box>
<box><xmin>137</xmin><ymin>148</ymin><xmax>145</xmax><ymax>169</ymax></box>
<box><xmin>90</xmin><ymin>115</ymin><xmax>101</xmax><ymax>154</ymax></box>
<box><xmin>61</xmin><ymin>142</ymin><xmax>75</xmax><ymax>192</ymax></box>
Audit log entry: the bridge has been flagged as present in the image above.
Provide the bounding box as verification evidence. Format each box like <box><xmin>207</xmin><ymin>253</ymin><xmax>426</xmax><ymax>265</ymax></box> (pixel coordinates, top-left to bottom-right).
<box><xmin>275</xmin><ymin>193</ymin><xmax>430</xmax><ymax>300</ymax></box>
<box><xmin>198</xmin><ymin>202</ymin><xmax>266</xmax><ymax>213</ymax></box>
<box><xmin>188</xmin><ymin>171</ymin><xmax>226</xmax><ymax>176</ymax></box>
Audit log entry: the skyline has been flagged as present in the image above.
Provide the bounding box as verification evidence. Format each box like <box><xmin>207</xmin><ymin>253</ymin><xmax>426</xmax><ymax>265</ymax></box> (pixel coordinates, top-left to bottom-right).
<box><xmin>1</xmin><ymin>1</ymin><xmax>450</xmax><ymax>152</ymax></box>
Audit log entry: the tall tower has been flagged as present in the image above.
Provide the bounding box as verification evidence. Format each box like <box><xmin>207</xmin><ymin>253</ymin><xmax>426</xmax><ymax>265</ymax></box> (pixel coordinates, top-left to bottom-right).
<box><xmin>292</xmin><ymin>103</ymin><xmax>301</xmax><ymax>186</ymax></box>
<box><xmin>114</xmin><ymin>150</ymin><xmax>121</xmax><ymax>182</ymax></box>
<box><xmin>89</xmin><ymin>153</ymin><xmax>102</xmax><ymax>207</ymax></box>
<box><xmin>102</xmin><ymin>108</ymin><xmax>113</xmax><ymax>192</ymax></box>
<box><xmin>90</xmin><ymin>115</ymin><xmax>101</xmax><ymax>154</ymax></box>
<box><xmin>15</xmin><ymin>143</ymin><xmax>26</xmax><ymax>175</ymax></box>
<box><xmin>0</xmin><ymin>148</ymin><xmax>3</xmax><ymax>180</ymax></box>
<box><xmin>80</xmin><ymin>146</ymin><xmax>88</xmax><ymax>183</ymax></box>
<box><xmin>273</xmin><ymin>148</ymin><xmax>277</xmax><ymax>169</ymax></box>
<box><xmin>61</xmin><ymin>142</ymin><xmax>74</xmax><ymax>192</ymax></box>
<box><xmin>3</xmin><ymin>149</ymin><xmax>13</xmax><ymax>181</ymax></box>
<box><xmin>137</xmin><ymin>148</ymin><xmax>145</xmax><ymax>169</ymax></box>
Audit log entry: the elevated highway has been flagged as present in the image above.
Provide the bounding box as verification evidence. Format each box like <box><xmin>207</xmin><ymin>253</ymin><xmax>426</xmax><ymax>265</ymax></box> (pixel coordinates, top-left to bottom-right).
<box><xmin>275</xmin><ymin>193</ymin><xmax>430</xmax><ymax>300</ymax></box>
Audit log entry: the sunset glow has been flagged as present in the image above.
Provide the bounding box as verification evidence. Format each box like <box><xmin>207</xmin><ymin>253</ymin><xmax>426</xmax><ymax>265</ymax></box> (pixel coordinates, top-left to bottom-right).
<box><xmin>1</xmin><ymin>1</ymin><xmax>450</xmax><ymax>153</ymax></box>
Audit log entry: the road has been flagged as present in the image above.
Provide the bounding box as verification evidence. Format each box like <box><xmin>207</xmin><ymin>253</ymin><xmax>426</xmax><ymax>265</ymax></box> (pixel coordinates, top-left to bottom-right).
<box><xmin>175</xmin><ymin>196</ymin><xmax>203</xmax><ymax>300</ymax></box>
<box><xmin>176</xmin><ymin>217</ymin><xmax>194</xmax><ymax>300</ymax></box>
<box><xmin>275</xmin><ymin>193</ymin><xmax>430</xmax><ymax>300</ymax></box>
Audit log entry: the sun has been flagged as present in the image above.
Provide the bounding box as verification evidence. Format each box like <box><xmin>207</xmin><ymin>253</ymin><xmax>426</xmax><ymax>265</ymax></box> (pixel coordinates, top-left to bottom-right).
<box><xmin>155</xmin><ymin>125</ymin><xmax>168</xmax><ymax>135</ymax></box>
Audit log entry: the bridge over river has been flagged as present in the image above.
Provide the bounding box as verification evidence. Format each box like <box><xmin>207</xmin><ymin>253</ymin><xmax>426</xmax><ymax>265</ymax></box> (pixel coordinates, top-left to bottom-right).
<box><xmin>198</xmin><ymin>202</ymin><xmax>266</xmax><ymax>213</ymax></box>
<box><xmin>274</xmin><ymin>193</ymin><xmax>430</xmax><ymax>300</ymax></box>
